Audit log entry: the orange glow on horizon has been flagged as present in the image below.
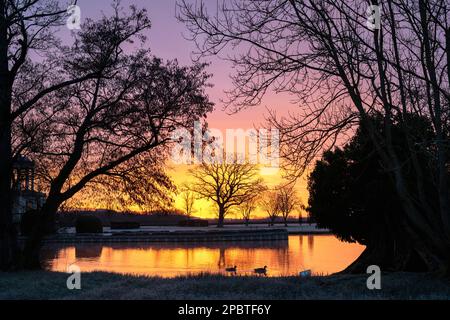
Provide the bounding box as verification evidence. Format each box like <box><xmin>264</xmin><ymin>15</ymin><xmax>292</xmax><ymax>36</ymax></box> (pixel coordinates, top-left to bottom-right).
<box><xmin>169</xmin><ymin>163</ymin><xmax>309</xmax><ymax>219</ymax></box>
<box><xmin>66</xmin><ymin>162</ymin><xmax>309</xmax><ymax>219</ymax></box>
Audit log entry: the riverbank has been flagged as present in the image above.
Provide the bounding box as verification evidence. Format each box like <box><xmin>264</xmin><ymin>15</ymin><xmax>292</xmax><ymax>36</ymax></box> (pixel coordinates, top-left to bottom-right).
<box><xmin>59</xmin><ymin>224</ymin><xmax>330</xmax><ymax>235</ymax></box>
<box><xmin>1</xmin><ymin>271</ymin><xmax>449</xmax><ymax>300</ymax></box>
<box><xmin>29</xmin><ymin>225</ymin><xmax>328</xmax><ymax>245</ymax></box>
<box><xmin>29</xmin><ymin>228</ymin><xmax>289</xmax><ymax>245</ymax></box>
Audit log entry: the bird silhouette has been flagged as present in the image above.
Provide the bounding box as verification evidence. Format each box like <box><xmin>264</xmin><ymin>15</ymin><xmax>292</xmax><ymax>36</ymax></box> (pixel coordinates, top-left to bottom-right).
<box><xmin>225</xmin><ymin>266</ymin><xmax>237</xmax><ymax>273</ymax></box>
<box><xmin>254</xmin><ymin>266</ymin><xmax>267</xmax><ymax>275</ymax></box>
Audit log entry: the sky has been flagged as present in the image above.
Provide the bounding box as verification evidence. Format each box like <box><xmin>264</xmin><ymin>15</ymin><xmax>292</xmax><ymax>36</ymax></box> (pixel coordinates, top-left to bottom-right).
<box><xmin>71</xmin><ymin>0</ymin><xmax>293</xmax><ymax>128</ymax></box>
<box><xmin>70</xmin><ymin>0</ymin><xmax>308</xmax><ymax>218</ymax></box>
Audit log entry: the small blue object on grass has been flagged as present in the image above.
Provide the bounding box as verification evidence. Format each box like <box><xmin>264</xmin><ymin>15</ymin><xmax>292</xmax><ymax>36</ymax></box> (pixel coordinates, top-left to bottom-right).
<box><xmin>299</xmin><ymin>270</ymin><xmax>312</xmax><ymax>277</ymax></box>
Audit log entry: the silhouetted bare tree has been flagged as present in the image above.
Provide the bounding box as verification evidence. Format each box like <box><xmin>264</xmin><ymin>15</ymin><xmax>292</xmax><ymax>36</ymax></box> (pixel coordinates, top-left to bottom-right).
<box><xmin>239</xmin><ymin>195</ymin><xmax>258</xmax><ymax>226</ymax></box>
<box><xmin>277</xmin><ymin>185</ymin><xmax>300</xmax><ymax>227</ymax></box>
<box><xmin>180</xmin><ymin>188</ymin><xmax>196</xmax><ymax>219</ymax></box>
<box><xmin>189</xmin><ymin>160</ymin><xmax>266</xmax><ymax>227</ymax></box>
<box><xmin>260</xmin><ymin>190</ymin><xmax>280</xmax><ymax>227</ymax></box>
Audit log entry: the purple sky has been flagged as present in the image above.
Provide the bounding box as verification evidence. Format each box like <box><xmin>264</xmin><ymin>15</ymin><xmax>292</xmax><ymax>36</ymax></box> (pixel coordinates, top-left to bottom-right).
<box><xmin>72</xmin><ymin>0</ymin><xmax>294</xmax><ymax>132</ymax></box>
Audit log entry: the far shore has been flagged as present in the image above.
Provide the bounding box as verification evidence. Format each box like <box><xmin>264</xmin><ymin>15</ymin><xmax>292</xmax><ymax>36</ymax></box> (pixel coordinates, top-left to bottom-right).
<box><xmin>59</xmin><ymin>223</ymin><xmax>331</xmax><ymax>235</ymax></box>
<box><xmin>25</xmin><ymin>224</ymin><xmax>330</xmax><ymax>245</ymax></box>
<box><xmin>1</xmin><ymin>271</ymin><xmax>449</xmax><ymax>300</ymax></box>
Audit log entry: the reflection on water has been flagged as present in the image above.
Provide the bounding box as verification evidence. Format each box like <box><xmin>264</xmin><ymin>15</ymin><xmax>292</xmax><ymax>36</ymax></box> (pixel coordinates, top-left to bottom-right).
<box><xmin>41</xmin><ymin>235</ymin><xmax>364</xmax><ymax>277</ymax></box>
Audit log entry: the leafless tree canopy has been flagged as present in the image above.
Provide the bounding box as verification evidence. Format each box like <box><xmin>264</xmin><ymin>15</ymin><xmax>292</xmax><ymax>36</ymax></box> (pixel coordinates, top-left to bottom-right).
<box><xmin>178</xmin><ymin>0</ymin><xmax>448</xmax><ymax>174</ymax></box>
<box><xmin>277</xmin><ymin>185</ymin><xmax>300</xmax><ymax>225</ymax></box>
<box><xmin>260</xmin><ymin>190</ymin><xmax>280</xmax><ymax>226</ymax></box>
<box><xmin>180</xmin><ymin>188</ymin><xmax>196</xmax><ymax>219</ymax></box>
<box><xmin>239</xmin><ymin>195</ymin><xmax>258</xmax><ymax>225</ymax></box>
<box><xmin>189</xmin><ymin>160</ymin><xmax>266</xmax><ymax>227</ymax></box>
<box><xmin>260</xmin><ymin>184</ymin><xmax>300</xmax><ymax>226</ymax></box>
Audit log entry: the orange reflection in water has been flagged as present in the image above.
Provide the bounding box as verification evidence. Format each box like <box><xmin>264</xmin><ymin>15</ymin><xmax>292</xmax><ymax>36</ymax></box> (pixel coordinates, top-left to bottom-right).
<box><xmin>41</xmin><ymin>235</ymin><xmax>364</xmax><ymax>277</ymax></box>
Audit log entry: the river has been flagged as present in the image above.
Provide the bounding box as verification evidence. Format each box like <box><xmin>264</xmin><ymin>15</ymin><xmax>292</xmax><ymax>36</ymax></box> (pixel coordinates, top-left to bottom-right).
<box><xmin>41</xmin><ymin>235</ymin><xmax>364</xmax><ymax>277</ymax></box>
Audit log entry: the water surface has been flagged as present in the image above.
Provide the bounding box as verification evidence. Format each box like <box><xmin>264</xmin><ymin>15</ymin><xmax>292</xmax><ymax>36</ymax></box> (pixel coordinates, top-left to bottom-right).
<box><xmin>41</xmin><ymin>235</ymin><xmax>364</xmax><ymax>277</ymax></box>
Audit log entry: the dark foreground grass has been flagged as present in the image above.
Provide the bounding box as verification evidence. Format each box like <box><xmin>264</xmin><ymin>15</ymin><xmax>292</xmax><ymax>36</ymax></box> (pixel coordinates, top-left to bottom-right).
<box><xmin>1</xmin><ymin>271</ymin><xmax>450</xmax><ymax>300</ymax></box>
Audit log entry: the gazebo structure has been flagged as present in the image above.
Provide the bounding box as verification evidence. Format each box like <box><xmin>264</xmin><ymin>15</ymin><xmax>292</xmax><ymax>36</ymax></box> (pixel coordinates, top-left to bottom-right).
<box><xmin>12</xmin><ymin>156</ymin><xmax>46</xmax><ymax>224</ymax></box>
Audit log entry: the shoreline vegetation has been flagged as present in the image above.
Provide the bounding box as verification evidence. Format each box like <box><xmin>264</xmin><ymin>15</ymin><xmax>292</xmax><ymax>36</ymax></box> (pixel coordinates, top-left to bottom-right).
<box><xmin>1</xmin><ymin>271</ymin><xmax>450</xmax><ymax>300</ymax></box>
<box><xmin>18</xmin><ymin>226</ymin><xmax>330</xmax><ymax>247</ymax></box>
<box><xmin>56</xmin><ymin>210</ymin><xmax>312</xmax><ymax>228</ymax></box>
<box><xmin>24</xmin><ymin>228</ymin><xmax>294</xmax><ymax>245</ymax></box>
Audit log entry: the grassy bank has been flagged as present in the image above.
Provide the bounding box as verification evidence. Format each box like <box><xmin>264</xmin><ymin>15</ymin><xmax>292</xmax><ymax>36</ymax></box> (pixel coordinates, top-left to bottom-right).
<box><xmin>1</xmin><ymin>271</ymin><xmax>450</xmax><ymax>300</ymax></box>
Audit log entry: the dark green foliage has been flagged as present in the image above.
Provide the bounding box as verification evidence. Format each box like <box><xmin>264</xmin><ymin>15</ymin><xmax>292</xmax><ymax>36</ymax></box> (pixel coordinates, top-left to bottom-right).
<box><xmin>308</xmin><ymin>115</ymin><xmax>437</xmax><ymax>246</ymax></box>
<box><xmin>75</xmin><ymin>216</ymin><xmax>103</xmax><ymax>234</ymax></box>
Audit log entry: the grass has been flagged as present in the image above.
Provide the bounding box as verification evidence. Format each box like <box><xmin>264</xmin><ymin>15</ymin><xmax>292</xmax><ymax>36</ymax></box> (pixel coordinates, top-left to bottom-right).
<box><xmin>1</xmin><ymin>271</ymin><xmax>450</xmax><ymax>300</ymax></box>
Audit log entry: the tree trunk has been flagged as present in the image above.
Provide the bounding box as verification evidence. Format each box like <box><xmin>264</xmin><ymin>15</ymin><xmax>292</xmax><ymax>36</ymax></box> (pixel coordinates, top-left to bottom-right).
<box><xmin>0</xmin><ymin>107</ymin><xmax>16</xmax><ymax>271</ymax></box>
<box><xmin>270</xmin><ymin>216</ymin><xmax>276</xmax><ymax>226</ymax></box>
<box><xmin>217</xmin><ymin>206</ymin><xmax>225</xmax><ymax>228</ymax></box>
<box><xmin>0</xmin><ymin>0</ymin><xmax>17</xmax><ymax>271</ymax></box>
<box><xmin>0</xmin><ymin>182</ymin><xmax>18</xmax><ymax>271</ymax></box>
<box><xmin>22</xmin><ymin>198</ymin><xmax>60</xmax><ymax>270</ymax></box>
<box><xmin>341</xmin><ymin>234</ymin><xmax>446</xmax><ymax>275</ymax></box>
<box><xmin>418</xmin><ymin>0</ymin><xmax>450</xmax><ymax>236</ymax></box>
<box><xmin>341</xmin><ymin>222</ymin><xmax>422</xmax><ymax>274</ymax></box>
<box><xmin>352</xmin><ymin>109</ymin><xmax>450</xmax><ymax>274</ymax></box>
<box><xmin>340</xmin><ymin>197</ymin><xmax>450</xmax><ymax>275</ymax></box>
